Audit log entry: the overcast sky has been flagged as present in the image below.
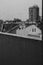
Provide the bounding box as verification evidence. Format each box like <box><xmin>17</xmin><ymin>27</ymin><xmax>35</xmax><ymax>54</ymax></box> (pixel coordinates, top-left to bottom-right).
<box><xmin>0</xmin><ymin>0</ymin><xmax>42</xmax><ymax>21</ymax></box>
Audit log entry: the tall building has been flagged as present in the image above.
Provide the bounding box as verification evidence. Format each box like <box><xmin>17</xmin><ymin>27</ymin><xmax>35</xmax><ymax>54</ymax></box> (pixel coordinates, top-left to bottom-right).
<box><xmin>29</xmin><ymin>7</ymin><xmax>33</xmax><ymax>22</ymax></box>
<box><xmin>29</xmin><ymin>5</ymin><xmax>39</xmax><ymax>22</ymax></box>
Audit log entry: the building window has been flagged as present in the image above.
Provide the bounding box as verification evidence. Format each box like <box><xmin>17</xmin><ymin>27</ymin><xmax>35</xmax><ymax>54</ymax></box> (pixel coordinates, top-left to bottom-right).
<box><xmin>32</xmin><ymin>28</ymin><xmax>36</xmax><ymax>32</ymax></box>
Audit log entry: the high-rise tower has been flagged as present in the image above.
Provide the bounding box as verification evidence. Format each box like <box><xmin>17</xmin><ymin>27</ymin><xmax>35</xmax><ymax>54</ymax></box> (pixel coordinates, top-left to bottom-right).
<box><xmin>29</xmin><ymin>7</ymin><xmax>33</xmax><ymax>22</ymax></box>
<box><xmin>29</xmin><ymin>5</ymin><xmax>39</xmax><ymax>22</ymax></box>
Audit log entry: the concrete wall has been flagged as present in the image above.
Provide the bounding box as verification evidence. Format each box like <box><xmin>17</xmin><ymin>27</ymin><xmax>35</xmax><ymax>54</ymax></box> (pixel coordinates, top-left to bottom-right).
<box><xmin>0</xmin><ymin>34</ymin><xmax>42</xmax><ymax>65</ymax></box>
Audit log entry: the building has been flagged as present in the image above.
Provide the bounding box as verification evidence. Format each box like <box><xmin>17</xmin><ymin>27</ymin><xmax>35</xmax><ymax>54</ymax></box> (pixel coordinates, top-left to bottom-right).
<box><xmin>16</xmin><ymin>24</ymin><xmax>42</xmax><ymax>40</ymax></box>
<box><xmin>0</xmin><ymin>20</ymin><xmax>3</xmax><ymax>31</ymax></box>
<box><xmin>33</xmin><ymin>5</ymin><xmax>39</xmax><ymax>22</ymax></box>
<box><xmin>29</xmin><ymin>5</ymin><xmax>39</xmax><ymax>22</ymax></box>
<box><xmin>29</xmin><ymin>7</ymin><xmax>33</xmax><ymax>22</ymax></box>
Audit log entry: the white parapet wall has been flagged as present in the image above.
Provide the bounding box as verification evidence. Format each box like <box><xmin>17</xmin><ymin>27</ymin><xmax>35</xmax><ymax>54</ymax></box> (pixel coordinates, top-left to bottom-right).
<box><xmin>0</xmin><ymin>31</ymin><xmax>42</xmax><ymax>41</ymax></box>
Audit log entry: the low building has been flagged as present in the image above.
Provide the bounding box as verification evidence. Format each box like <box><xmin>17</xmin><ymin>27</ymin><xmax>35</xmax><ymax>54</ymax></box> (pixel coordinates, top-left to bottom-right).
<box><xmin>16</xmin><ymin>24</ymin><xmax>42</xmax><ymax>40</ymax></box>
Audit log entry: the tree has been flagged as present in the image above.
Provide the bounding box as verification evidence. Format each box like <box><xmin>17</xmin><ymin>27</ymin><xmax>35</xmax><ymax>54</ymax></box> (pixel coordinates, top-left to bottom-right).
<box><xmin>13</xmin><ymin>18</ymin><xmax>21</xmax><ymax>22</ymax></box>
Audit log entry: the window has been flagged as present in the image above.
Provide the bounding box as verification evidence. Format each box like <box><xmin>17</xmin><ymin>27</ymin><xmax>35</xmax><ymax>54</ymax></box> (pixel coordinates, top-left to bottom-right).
<box><xmin>32</xmin><ymin>28</ymin><xmax>36</xmax><ymax>32</ymax></box>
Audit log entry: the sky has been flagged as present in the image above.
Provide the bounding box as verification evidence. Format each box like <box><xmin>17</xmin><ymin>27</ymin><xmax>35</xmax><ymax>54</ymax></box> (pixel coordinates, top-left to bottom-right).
<box><xmin>0</xmin><ymin>0</ymin><xmax>42</xmax><ymax>21</ymax></box>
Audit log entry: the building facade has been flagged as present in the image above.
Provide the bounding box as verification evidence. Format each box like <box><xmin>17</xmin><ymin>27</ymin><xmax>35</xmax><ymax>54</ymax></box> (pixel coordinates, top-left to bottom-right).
<box><xmin>16</xmin><ymin>25</ymin><xmax>42</xmax><ymax>40</ymax></box>
<box><xmin>29</xmin><ymin>5</ymin><xmax>39</xmax><ymax>22</ymax></box>
<box><xmin>29</xmin><ymin>7</ymin><xmax>33</xmax><ymax>22</ymax></box>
